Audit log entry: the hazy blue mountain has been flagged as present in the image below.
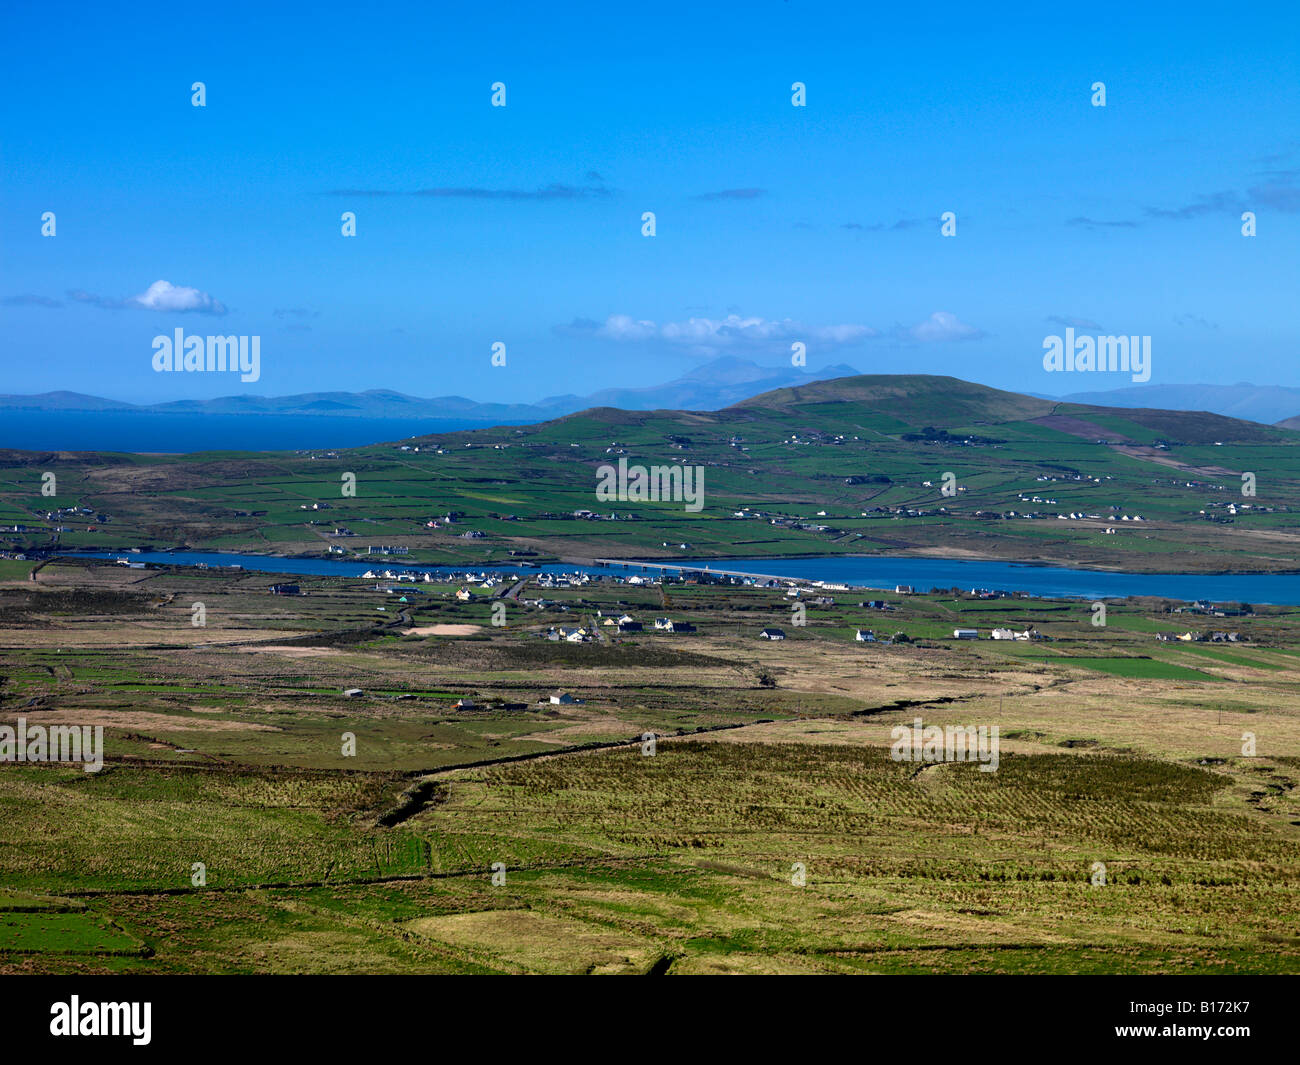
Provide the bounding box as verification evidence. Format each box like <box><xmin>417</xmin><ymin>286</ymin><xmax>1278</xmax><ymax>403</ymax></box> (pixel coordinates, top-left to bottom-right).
<box><xmin>578</xmin><ymin>357</ymin><xmax>860</xmax><ymax>410</ymax></box>
<box><xmin>0</xmin><ymin>358</ymin><xmax>859</xmax><ymax>422</ymax></box>
<box><xmin>0</xmin><ymin>391</ymin><xmax>137</xmax><ymax>411</ymax></box>
<box><xmin>1058</xmin><ymin>383</ymin><xmax>1300</xmax><ymax>426</ymax></box>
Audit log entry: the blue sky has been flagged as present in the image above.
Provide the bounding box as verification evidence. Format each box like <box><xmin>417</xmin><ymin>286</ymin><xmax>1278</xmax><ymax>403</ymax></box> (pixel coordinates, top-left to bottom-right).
<box><xmin>2</xmin><ymin>0</ymin><xmax>1297</xmax><ymax>404</ymax></box>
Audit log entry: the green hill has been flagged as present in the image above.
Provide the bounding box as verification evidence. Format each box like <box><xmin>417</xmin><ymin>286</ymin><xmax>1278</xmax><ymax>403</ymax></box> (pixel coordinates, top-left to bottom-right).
<box><xmin>732</xmin><ymin>373</ymin><xmax>1055</xmax><ymax>425</ymax></box>
<box><xmin>1</xmin><ymin>374</ymin><xmax>1299</xmax><ymax>573</ymax></box>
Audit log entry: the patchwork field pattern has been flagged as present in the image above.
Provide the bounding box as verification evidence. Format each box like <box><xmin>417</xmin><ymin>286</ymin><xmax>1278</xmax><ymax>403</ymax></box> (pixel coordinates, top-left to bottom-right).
<box><xmin>2</xmin><ymin>557</ymin><xmax>1298</xmax><ymax>973</ymax></box>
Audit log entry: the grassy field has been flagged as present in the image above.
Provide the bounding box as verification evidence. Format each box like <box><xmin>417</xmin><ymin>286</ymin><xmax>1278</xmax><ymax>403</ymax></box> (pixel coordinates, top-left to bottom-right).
<box><xmin>2</xmin><ymin>556</ymin><xmax>1299</xmax><ymax>973</ymax></box>
<box><xmin>3</xmin><ymin>376</ymin><xmax>1300</xmax><ymax>573</ymax></box>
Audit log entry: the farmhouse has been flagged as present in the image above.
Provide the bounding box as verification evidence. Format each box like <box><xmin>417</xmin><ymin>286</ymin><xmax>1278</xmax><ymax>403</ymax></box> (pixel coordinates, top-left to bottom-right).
<box><xmin>269</xmin><ymin>583</ymin><xmax>300</xmax><ymax>595</ymax></box>
<box><xmin>760</xmin><ymin>628</ymin><xmax>787</xmax><ymax>640</ymax></box>
<box><xmin>854</xmin><ymin>629</ymin><xmax>876</xmax><ymax>642</ymax></box>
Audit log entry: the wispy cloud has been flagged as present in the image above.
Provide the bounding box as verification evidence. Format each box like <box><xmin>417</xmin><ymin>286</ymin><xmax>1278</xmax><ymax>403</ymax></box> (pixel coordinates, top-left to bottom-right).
<box><xmin>327</xmin><ymin>181</ymin><xmax>613</xmax><ymax>201</ymax></box>
<box><xmin>1069</xmin><ymin>171</ymin><xmax>1300</xmax><ymax>228</ymax></box>
<box><xmin>1046</xmin><ymin>314</ymin><xmax>1104</xmax><ymax>330</ymax></box>
<box><xmin>899</xmin><ymin>311</ymin><xmax>985</xmax><ymax>343</ymax></box>
<box><xmin>557</xmin><ymin>313</ymin><xmax>875</xmax><ymax>357</ymax></box>
<box><xmin>1175</xmin><ymin>313</ymin><xmax>1219</xmax><ymax>330</ymax></box>
<box><xmin>1247</xmin><ymin>181</ymin><xmax>1300</xmax><ymax>212</ymax></box>
<box><xmin>561</xmin><ymin>310</ymin><xmax>986</xmax><ymax>354</ymax></box>
<box><xmin>273</xmin><ymin>307</ymin><xmax>319</xmax><ymax>319</ymax></box>
<box><xmin>694</xmin><ymin>188</ymin><xmax>766</xmax><ymax>201</ymax></box>
<box><xmin>2</xmin><ymin>294</ymin><xmax>63</xmax><ymax>308</ymax></box>
<box><xmin>67</xmin><ymin>289</ymin><xmax>124</xmax><ymax>309</ymax></box>
<box><xmin>1066</xmin><ymin>216</ymin><xmax>1139</xmax><ymax>229</ymax></box>
<box><xmin>842</xmin><ymin>217</ymin><xmax>924</xmax><ymax>231</ymax></box>
<box><xmin>1143</xmin><ymin>191</ymin><xmax>1240</xmax><ymax>221</ymax></box>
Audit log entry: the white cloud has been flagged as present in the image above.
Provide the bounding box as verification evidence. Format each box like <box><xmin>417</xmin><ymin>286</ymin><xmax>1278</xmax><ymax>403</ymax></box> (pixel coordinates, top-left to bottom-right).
<box><xmin>905</xmin><ymin>311</ymin><xmax>985</xmax><ymax>343</ymax></box>
<box><xmin>569</xmin><ymin>313</ymin><xmax>876</xmax><ymax>356</ymax></box>
<box><xmin>597</xmin><ymin>314</ymin><xmax>659</xmax><ymax>342</ymax></box>
<box><xmin>127</xmin><ymin>280</ymin><xmax>227</xmax><ymax>315</ymax></box>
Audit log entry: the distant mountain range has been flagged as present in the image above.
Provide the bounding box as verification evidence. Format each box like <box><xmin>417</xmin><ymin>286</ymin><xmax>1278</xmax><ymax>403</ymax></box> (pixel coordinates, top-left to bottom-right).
<box><xmin>1056</xmin><ymin>383</ymin><xmax>1300</xmax><ymax>427</ymax></box>
<box><xmin>7</xmin><ymin>367</ymin><xmax>1300</xmax><ymax>430</ymax></box>
<box><xmin>0</xmin><ymin>358</ymin><xmax>861</xmax><ymax>423</ymax></box>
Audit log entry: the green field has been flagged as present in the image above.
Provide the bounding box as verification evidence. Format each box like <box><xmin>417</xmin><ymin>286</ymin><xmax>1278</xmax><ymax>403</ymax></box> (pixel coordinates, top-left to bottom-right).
<box><xmin>2</xmin><ymin>555</ymin><xmax>1299</xmax><ymax>973</ymax></box>
<box><xmin>4</xmin><ymin>376</ymin><xmax>1300</xmax><ymax>574</ymax></box>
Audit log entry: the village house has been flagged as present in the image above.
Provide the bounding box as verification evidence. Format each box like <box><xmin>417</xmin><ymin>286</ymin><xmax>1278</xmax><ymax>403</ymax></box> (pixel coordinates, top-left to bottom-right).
<box><xmin>760</xmin><ymin>628</ymin><xmax>787</xmax><ymax>640</ymax></box>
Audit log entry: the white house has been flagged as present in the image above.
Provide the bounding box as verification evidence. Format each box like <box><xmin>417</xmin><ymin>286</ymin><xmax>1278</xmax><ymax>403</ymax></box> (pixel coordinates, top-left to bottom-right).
<box><xmin>854</xmin><ymin>629</ymin><xmax>876</xmax><ymax>642</ymax></box>
<box><xmin>760</xmin><ymin>628</ymin><xmax>787</xmax><ymax>640</ymax></box>
<box><xmin>991</xmin><ymin>628</ymin><xmax>1016</xmax><ymax>640</ymax></box>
